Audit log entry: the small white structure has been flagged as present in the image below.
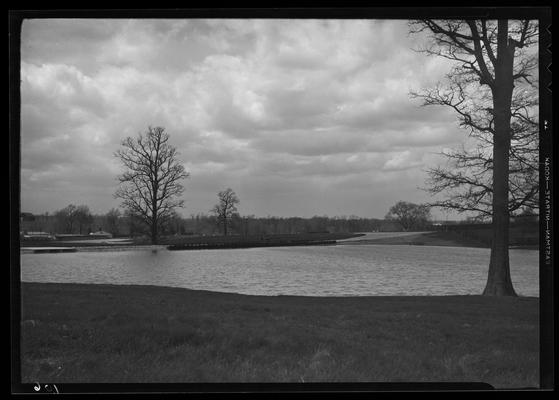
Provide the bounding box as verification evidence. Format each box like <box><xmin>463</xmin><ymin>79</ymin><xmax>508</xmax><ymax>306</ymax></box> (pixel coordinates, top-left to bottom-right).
<box><xmin>89</xmin><ymin>230</ymin><xmax>113</xmax><ymax>239</ymax></box>
<box><xmin>21</xmin><ymin>231</ymin><xmax>55</xmax><ymax>241</ymax></box>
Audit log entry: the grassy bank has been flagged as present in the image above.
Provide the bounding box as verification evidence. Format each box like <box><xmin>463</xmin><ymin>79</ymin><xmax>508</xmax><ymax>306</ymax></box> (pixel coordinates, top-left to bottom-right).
<box><xmin>341</xmin><ymin>231</ymin><xmax>489</xmax><ymax>248</ymax></box>
<box><xmin>20</xmin><ymin>282</ymin><xmax>538</xmax><ymax>387</ymax></box>
<box><xmin>342</xmin><ymin>231</ymin><xmax>538</xmax><ymax>249</ymax></box>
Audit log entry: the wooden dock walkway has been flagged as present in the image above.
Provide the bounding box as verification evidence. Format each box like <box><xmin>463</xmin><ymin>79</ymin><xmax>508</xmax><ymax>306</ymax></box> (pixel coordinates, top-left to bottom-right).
<box><xmin>21</xmin><ymin>247</ymin><xmax>78</xmax><ymax>254</ymax></box>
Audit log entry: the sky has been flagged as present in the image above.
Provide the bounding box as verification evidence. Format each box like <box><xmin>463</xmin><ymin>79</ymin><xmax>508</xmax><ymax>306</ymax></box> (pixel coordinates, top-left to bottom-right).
<box><xmin>20</xmin><ymin>18</ymin><xmax>469</xmax><ymax>219</ymax></box>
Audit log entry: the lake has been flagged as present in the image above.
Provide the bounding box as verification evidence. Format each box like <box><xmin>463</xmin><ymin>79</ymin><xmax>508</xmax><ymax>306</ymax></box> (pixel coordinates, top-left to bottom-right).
<box><xmin>20</xmin><ymin>243</ymin><xmax>539</xmax><ymax>297</ymax></box>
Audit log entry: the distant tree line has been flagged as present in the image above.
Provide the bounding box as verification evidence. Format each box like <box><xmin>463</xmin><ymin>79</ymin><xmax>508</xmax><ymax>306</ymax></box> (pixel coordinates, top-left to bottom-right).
<box><xmin>22</xmin><ymin>198</ymin><xmax>538</xmax><ymax>240</ymax></box>
<box><xmin>20</xmin><ymin>208</ymin><xmax>420</xmax><ymax>238</ymax></box>
<box><xmin>53</xmin><ymin>204</ymin><xmax>94</xmax><ymax>234</ymax></box>
<box><xmin>21</xmin><ymin>205</ymin><xmax>537</xmax><ymax>241</ymax></box>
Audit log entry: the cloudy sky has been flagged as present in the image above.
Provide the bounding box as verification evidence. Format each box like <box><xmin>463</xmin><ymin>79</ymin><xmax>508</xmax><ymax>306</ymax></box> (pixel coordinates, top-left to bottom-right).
<box><xmin>20</xmin><ymin>18</ymin><xmax>467</xmax><ymax>219</ymax></box>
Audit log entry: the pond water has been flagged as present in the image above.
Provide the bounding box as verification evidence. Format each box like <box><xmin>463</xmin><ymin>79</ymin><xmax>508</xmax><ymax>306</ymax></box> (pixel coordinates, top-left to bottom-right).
<box><xmin>20</xmin><ymin>243</ymin><xmax>539</xmax><ymax>297</ymax></box>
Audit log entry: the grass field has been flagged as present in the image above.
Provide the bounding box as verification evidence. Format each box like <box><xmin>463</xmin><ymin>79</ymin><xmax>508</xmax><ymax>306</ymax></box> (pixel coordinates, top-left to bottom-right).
<box><xmin>19</xmin><ymin>282</ymin><xmax>539</xmax><ymax>388</ymax></box>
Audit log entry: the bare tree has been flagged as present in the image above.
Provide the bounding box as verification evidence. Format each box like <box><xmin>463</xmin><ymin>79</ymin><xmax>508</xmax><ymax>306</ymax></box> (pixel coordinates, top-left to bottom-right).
<box><xmin>53</xmin><ymin>204</ymin><xmax>93</xmax><ymax>234</ymax></box>
<box><xmin>105</xmin><ymin>208</ymin><xmax>121</xmax><ymax>237</ymax></box>
<box><xmin>74</xmin><ymin>205</ymin><xmax>93</xmax><ymax>234</ymax></box>
<box><xmin>54</xmin><ymin>204</ymin><xmax>78</xmax><ymax>234</ymax></box>
<box><xmin>385</xmin><ymin>201</ymin><xmax>431</xmax><ymax>231</ymax></box>
<box><xmin>410</xmin><ymin>20</ymin><xmax>538</xmax><ymax>296</ymax></box>
<box><xmin>211</xmin><ymin>188</ymin><xmax>240</xmax><ymax>236</ymax></box>
<box><xmin>114</xmin><ymin>126</ymin><xmax>189</xmax><ymax>244</ymax></box>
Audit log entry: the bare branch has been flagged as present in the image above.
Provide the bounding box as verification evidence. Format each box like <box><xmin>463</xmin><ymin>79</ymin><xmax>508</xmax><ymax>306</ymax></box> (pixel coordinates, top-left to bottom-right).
<box><xmin>114</xmin><ymin>126</ymin><xmax>189</xmax><ymax>244</ymax></box>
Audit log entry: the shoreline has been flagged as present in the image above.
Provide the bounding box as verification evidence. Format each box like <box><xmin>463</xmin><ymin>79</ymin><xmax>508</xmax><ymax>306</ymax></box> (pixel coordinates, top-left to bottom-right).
<box><xmin>20</xmin><ymin>242</ymin><xmax>539</xmax><ymax>254</ymax></box>
<box><xmin>339</xmin><ymin>231</ymin><xmax>539</xmax><ymax>250</ymax></box>
<box><xmin>19</xmin><ymin>280</ymin><xmax>540</xmax><ymax>299</ymax></box>
<box><xmin>19</xmin><ymin>282</ymin><xmax>539</xmax><ymax>387</ymax></box>
<box><xmin>20</xmin><ymin>231</ymin><xmax>538</xmax><ymax>252</ymax></box>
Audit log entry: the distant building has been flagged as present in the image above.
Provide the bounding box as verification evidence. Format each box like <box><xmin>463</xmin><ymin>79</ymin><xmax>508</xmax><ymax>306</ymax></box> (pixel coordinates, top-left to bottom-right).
<box><xmin>20</xmin><ymin>231</ymin><xmax>55</xmax><ymax>241</ymax></box>
<box><xmin>89</xmin><ymin>230</ymin><xmax>113</xmax><ymax>239</ymax></box>
<box><xmin>20</xmin><ymin>212</ymin><xmax>35</xmax><ymax>222</ymax></box>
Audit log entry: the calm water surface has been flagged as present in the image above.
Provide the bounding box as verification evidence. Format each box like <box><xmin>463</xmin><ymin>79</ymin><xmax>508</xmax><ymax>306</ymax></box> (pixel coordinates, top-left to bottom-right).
<box><xmin>20</xmin><ymin>244</ymin><xmax>539</xmax><ymax>297</ymax></box>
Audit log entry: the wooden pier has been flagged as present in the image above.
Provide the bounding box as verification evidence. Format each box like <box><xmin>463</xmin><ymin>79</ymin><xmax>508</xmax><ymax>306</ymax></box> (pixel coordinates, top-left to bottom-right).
<box><xmin>22</xmin><ymin>247</ymin><xmax>78</xmax><ymax>254</ymax></box>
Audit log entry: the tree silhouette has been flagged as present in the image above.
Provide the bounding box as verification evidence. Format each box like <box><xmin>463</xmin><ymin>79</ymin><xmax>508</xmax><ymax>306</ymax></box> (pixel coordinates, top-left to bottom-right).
<box><xmin>105</xmin><ymin>208</ymin><xmax>121</xmax><ymax>237</ymax></box>
<box><xmin>115</xmin><ymin>126</ymin><xmax>189</xmax><ymax>244</ymax></box>
<box><xmin>74</xmin><ymin>205</ymin><xmax>93</xmax><ymax>235</ymax></box>
<box><xmin>54</xmin><ymin>204</ymin><xmax>78</xmax><ymax>234</ymax></box>
<box><xmin>385</xmin><ymin>201</ymin><xmax>431</xmax><ymax>231</ymax></box>
<box><xmin>410</xmin><ymin>20</ymin><xmax>538</xmax><ymax>296</ymax></box>
<box><xmin>211</xmin><ymin>188</ymin><xmax>240</xmax><ymax>236</ymax></box>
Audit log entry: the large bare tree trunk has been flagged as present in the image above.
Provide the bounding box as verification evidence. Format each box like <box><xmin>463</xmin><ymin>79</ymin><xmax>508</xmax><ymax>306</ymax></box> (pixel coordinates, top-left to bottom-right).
<box><xmin>483</xmin><ymin>20</ymin><xmax>517</xmax><ymax>296</ymax></box>
<box><xmin>484</xmin><ymin>134</ymin><xmax>516</xmax><ymax>295</ymax></box>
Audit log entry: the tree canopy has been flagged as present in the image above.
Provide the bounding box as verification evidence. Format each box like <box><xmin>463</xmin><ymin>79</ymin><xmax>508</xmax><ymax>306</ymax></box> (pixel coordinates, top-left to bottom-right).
<box><xmin>114</xmin><ymin>126</ymin><xmax>189</xmax><ymax>244</ymax></box>
<box><xmin>385</xmin><ymin>201</ymin><xmax>431</xmax><ymax>231</ymax></box>
<box><xmin>211</xmin><ymin>188</ymin><xmax>240</xmax><ymax>236</ymax></box>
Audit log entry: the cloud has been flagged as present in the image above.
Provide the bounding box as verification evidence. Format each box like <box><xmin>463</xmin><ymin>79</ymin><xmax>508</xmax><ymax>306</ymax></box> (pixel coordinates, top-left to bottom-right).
<box><xmin>19</xmin><ymin>18</ymin><xmax>467</xmax><ymax>218</ymax></box>
<box><xmin>382</xmin><ymin>150</ymin><xmax>424</xmax><ymax>171</ymax></box>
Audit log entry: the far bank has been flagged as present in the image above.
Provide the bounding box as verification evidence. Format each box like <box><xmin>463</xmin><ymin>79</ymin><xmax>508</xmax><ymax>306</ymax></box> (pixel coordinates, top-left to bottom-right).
<box><xmin>339</xmin><ymin>230</ymin><xmax>538</xmax><ymax>250</ymax></box>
